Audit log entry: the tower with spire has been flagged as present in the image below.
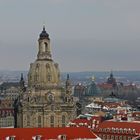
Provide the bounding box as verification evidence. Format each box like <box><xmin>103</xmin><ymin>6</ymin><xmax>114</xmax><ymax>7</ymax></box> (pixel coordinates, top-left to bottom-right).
<box><xmin>19</xmin><ymin>73</ymin><xmax>26</xmax><ymax>92</ymax></box>
<box><xmin>107</xmin><ymin>71</ymin><xmax>117</xmax><ymax>88</ymax></box>
<box><xmin>15</xmin><ymin>27</ymin><xmax>76</xmax><ymax>128</ymax></box>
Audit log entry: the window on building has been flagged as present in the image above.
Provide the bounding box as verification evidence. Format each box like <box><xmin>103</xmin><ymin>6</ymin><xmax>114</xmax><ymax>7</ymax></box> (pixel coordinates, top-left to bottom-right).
<box><xmin>120</xmin><ymin>128</ymin><xmax>123</xmax><ymax>133</ymax></box>
<box><xmin>111</xmin><ymin>135</ymin><xmax>114</xmax><ymax>140</ymax></box>
<box><xmin>38</xmin><ymin>116</ymin><xmax>41</xmax><ymax>127</ymax></box>
<box><xmin>27</xmin><ymin>115</ymin><xmax>30</xmax><ymax>126</ymax></box>
<box><xmin>132</xmin><ymin>129</ymin><xmax>136</xmax><ymax>134</ymax></box>
<box><xmin>102</xmin><ymin>135</ymin><xmax>106</xmax><ymax>140</ymax></box>
<box><xmin>119</xmin><ymin>136</ymin><xmax>122</xmax><ymax>140</ymax></box>
<box><xmin>32</xmin><ymin>135</ymin><xmax>42</xmax><ymax>140</ymax></box>
<box><xmin>107</xmin><ymin>135</ymin><xmax>110</xmax><ymax>139</ymax></box>
<box><xmin>47</xmin><ymin>74</ymin><xmax>51</xmax><ymax>82</ymax></box>
<box><xmin>35</xmin><ymin>74</ymin><xmax>38</xmax><ymax>82</ymax></box>
<box><xmin>116</xmin><ymin>128</ymin><xmax>119</xmax><ymax>133</ymax></box>
<box><xmin>115</xmin><ymin>136</ymin><xmax>118</xmax><ymax>140</ymax></box>
<box><xmin>44</xmin><ymin>42</ymin><xmax>48</xmax><ymax>52</ymax></box>
<box><xmin>58</xmin><ymin>135</ymin><xmax>67</xmax><ymax>140</ymax></box>
<box><xmin>124</xmin><ymin>128</ymin><xmax>127</xmax><ymax>133</ymax></box>
<box><xmin>62</xmin><ymin>115</ymin><xmax>65</xmax><ymax>127</ymax></box>
<box><xmin>6</xmin><ymin>136</ymin><xmax>16</xmax><ymax>140</ymax></box>
<box><xmin>50</xmin><ymin>115</ymin><xmax>54</xmax><ymax>127</ymax></box>
<box><xmin>123</xmin><ymin>136</ymin><xmax>126</xmax><ymax>140</ymax></box>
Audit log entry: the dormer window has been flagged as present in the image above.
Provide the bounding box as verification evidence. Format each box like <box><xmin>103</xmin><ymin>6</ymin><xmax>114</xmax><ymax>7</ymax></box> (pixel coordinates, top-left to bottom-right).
<box><xmin>112</xmin><ymin>127</ymin><xmax>115</xmax><ymax>133</ymax></box>
<box><xmin>124</xmin><ymin>128</ymin><xmax>127</xmax><ymax>133</ymax></box>
<box><xmin>32</xmin><ymin>135</ymin><xmax>42</xmax><ymax>140</ymax></box>
<box><xmin>6</xmin><ymin>136</ymin><xmax>16</xmax><ymax>140</ymax></box>
<box><xmin>116</xmin><ymin>128</ymin><xmax>119</xmax><ymax>133</ymax></box>
<box><xmin>132</xmin><ymin>129</ymin><xmax>136</xmax><ymax>134</ymax></box>
<box><xmin>128</xmin><ymin>128</ymin><xmax>132</xmax><ymax>134</ymax></box>
<box><xmin>58</xmin><ymin>134</ymin><xmax>67</xmax><ymax>140</ymax></box>
<box><xmin>120</xmin><ymin>128</ymin><xmax>123</xmax><ymax>133</ymax></box>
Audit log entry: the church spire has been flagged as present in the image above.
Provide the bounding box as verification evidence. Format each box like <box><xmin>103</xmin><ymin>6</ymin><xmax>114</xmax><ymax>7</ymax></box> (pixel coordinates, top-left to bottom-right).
<box><xmin>20</xmin><ymin>73</ymin><xmax>24</xmax><ymax>81</ymax></box>
<box><xmin>67</xmin><ymin>74</ymin><xmax>69</xmax><ymax>80</ymax></box>
<box><xmin>43</xmin><ymin>25</ymin><xmax>45</xmax><ymax>31</ymax></box>
<box><xmin>43</xmin><ymin>20</ymin><xmax>46</xmax><ymax>30</ymax></box>
<box><xmin>66</xmin><ymin>74</ymin><xmax>71</xmax><ymax>94</ymax></box>
<box><xmin>110</xmin><ymin>70</ymin><xmax>113</xmax><ymax>78</ymax></box>
<box><xmin>19</xmin><ymin>73</ymin><xmax>26</xmax><ymax>92</ymax></box>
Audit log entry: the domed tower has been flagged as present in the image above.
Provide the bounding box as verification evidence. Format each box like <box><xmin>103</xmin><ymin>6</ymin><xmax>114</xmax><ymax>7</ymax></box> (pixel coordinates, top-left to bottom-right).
<box><xmin>85</xmin><ymin>76</ymin><xmax>100</xmax><ymax>96</ymax></box>
<box><xmin>28</xmin><ymin>26</ymin><xmax>60</xmax><ymax>88</ymax></box>
<box><xmin>107</xmin><ymin>71</ymin><xmax>117</xmax><ymax>88</ymax></box>
<box><xmin>15</xmin><ymin>27</ymin><xmax>76</xmax><ymax>128</ymax></box>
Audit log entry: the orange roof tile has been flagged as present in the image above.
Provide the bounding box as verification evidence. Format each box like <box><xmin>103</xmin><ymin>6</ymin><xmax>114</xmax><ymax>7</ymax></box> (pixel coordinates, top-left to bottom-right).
<box><xmin>95</xmin><ymin>120</ymin><xmax>140</xmax><ymax>133</ymax></box>
<box><xmin>0</xmin><ymin>127</ymin><xmax>98</xmax><ymax>139</ymax></box>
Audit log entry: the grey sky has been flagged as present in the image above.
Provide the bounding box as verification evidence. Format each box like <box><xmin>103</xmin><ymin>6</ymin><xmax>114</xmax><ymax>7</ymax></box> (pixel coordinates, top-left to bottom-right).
<box><xmin>0</xmin><ymin>0</ymin><xmax>140</xmax><ymax>72</ymax></box>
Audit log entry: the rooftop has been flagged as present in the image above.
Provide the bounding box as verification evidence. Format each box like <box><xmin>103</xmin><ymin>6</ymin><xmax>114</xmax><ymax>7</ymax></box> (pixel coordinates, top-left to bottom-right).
<box><xmin>0</xmin><ymin>127</ymin><xmax>100</xmax><ymax>139</ymax></box>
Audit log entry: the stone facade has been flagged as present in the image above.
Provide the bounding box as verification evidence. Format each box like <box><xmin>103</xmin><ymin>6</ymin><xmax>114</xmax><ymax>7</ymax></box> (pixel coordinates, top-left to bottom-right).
<box><xmin>15</xmin><ymin>27</ymin><xmax>76</xmax><ymax>128</ymax></box>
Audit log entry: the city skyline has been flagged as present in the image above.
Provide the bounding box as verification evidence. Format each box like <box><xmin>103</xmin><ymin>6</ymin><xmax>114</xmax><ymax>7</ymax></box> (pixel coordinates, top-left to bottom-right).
<box><xmin>0</xmin><ymin>0</ymin><xmax>140</xmax><ymax>72</ymax></box>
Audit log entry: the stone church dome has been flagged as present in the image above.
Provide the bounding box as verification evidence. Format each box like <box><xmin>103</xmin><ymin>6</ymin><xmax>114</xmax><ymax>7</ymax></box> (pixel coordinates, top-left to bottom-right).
<box><xmin>15</xmin><ymin>27</ymin><xmax>76</xmax><ymax>128</ymax></box>
<box><xmin>28</xmin><ymin>27</ymin><xmax>60</xmax><ymax>88</ymax></box>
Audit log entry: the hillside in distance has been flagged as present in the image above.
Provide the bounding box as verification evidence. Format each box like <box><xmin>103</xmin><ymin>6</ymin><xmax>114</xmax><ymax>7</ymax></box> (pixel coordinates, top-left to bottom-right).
<box><xmin>0</xmin><ymin>70</ymin><xmax>140</xmax><ymax>85</ymax></box>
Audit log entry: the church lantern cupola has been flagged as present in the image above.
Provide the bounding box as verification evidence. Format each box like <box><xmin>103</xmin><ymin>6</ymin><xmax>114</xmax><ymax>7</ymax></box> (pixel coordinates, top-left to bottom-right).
<box><xmin>39</xmin><ymin>26</ymin><xmax>50</xmax><ymax>40</ymax></box>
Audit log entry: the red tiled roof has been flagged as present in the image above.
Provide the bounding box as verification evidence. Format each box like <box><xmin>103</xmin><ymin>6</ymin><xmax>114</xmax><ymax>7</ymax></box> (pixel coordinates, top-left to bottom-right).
<box><xmin>0</xmin><ymin>127</ymin><xmax>98</xmax><ymax>139</ymax></box>
<box><xmin>132</xmin><ymin>112</ymin><xmax>140</xmax><ymax>117</ymax></box>
<box><xmin>72</xmin><ymin>119</ymin><xmax>91</xmax><ymax>126</ymax></box>
<box><xmin>98</xmin><ymin>83</ymin><xmax>113</xmax><ymax>89</ymax></box>
<box><xmin>95</xmin><ymin>120</ymin><xmax>140</xmax><ymax>133</ymax></box>
<box><xmin>103</xmin><ymin>102</ymin><xmax>122</xmax><ymax>108</ymax></box>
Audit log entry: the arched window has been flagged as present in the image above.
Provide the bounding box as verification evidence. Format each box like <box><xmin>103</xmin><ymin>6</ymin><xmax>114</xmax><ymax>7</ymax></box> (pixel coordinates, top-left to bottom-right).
<box><xmin>38</xmin><ymin>116</ymin><xmax>41</xmax><ymax>127</ymax></box>
<box><xmin>35</xmin><ymin>72</ymin><xmax>39</xmax><ymax>82</ymax></box>
<box><xmin>50</xmin><ymin>115</ymin><xmax>54</xmax><ymax>127</ymax></box>
<box><xmin>27</xmin><ymin>115</ymin><xmax>30</xmax><ymax>126</ymax></box>
<box><xmin>62</xmin><ymin>115</ymin><xmax>66</xmax><ymax>127</ymax></box>
<box><xmin>35</xmin><ymin>64</ymin><xmax>39</xmax><ymax>82</ymax></box>
<box><xmin>47</xmin><ymin>74</ymin><xmax>51</xmax><ymax>82</ymax></box>
<box><xmin>44</xmin><ymin>42</ymin><xmax>48</xmax><ymax>52</ymax></box>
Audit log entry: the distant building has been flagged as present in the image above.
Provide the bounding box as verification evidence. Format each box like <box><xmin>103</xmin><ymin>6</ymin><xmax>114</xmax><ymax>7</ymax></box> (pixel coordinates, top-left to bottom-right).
<box><xmin>68</xmin><ymin>114</ymin><xmax>104</xmax><ymax>130</ymax></box>
<box><xmin>85</xmin><ymin>79</ymin><xmax>101</xmax><ymax>96</ymax></box>
<box><xmin>98</xmin><ymin>72</ymin><xmax>117</xmax><ymax>94</ymax></box>
<box><xmin>14</xmin><ymin>27</ymin><xmax>76</xmax><ymax>128</ymax></box>
<box><xmin>0</xmin><ymin>82</ymin><xmax>19</xmax><ymax>100</ymax></box>
<box><xmin>0</xmin><ymin>98</ymin><xmax>15</xmax><ymax>128</ymax></box>
<box><xmin>0</xmin><ymin>109</ymin><xmax>14</xmax><ymax>128</ymax></box>
<box><xmin>94</xmin><ymin>120</ymin><xmax>140</xmax><ymax>140</ymax></box>
<box><xmin>74</xmin><ymin>83</ymin><xmax>85</xmax><ymax>99</ymax></box>
<box><xmin>103</xmin><ymin>92</ymin><xmax>126</xmax><ymax>104</ymax></box>
<box><xmin>107</xmin><ymin>72</ymin><xmax>117</xmax><ymax>88</ymax></box>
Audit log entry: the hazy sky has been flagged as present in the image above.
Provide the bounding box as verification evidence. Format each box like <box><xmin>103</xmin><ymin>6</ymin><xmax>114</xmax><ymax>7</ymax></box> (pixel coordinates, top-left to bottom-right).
<box><xmin>0</xmin><ymin>0</ymin><xmax>140</xmax><ymax>72</ymax></box>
